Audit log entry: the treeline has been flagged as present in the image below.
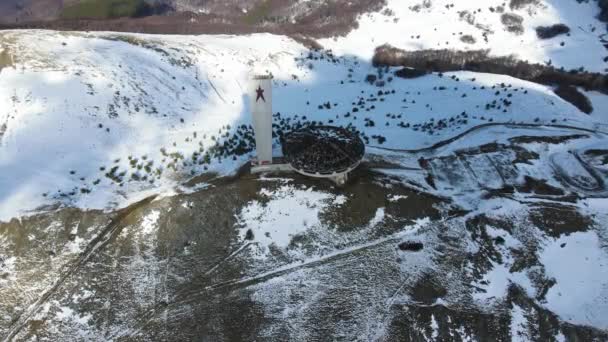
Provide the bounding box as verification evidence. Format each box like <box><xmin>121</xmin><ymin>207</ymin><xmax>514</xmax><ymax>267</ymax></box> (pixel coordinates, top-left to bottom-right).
<box><xmin>599</xmin><ymin>0</ymin><xmax>608</xmax><ymax>22</ymax></box>
<box><xmin>60</xmin><ymin>0</ymin><xmax>173</xmax><ymax>20</ymax></box>
<box><xmin>372</xmin><ymin>44</ymin><xmax>608</xmax><ymax>94</ymax></box>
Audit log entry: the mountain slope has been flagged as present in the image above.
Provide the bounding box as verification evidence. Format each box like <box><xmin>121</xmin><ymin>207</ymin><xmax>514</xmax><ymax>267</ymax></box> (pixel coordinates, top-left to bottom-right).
<box><xmin>0</xmin><ymin>1</ymin><xmax>608</xmax><ymax>340</ymax></box>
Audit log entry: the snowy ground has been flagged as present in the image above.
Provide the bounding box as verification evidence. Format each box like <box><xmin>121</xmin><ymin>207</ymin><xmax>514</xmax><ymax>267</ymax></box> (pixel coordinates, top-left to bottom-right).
<box><xmin>1</xmin><ymin>27</ymin><xmax>606</xmax><ymax>221</ymax></box>
<box><xmin>324</xmin><ymin>0</ymin><xmax>608</xmax><ymax>73</ymax></box>
<box><xmin>1</xmin><ymin>0</ymin><xmax>608</xmax><ymax>340</ymax></box>
<box><xmin>1</xmin><ymin>146</ymin><xmax>607</xmax><ymax>340</ymax></box>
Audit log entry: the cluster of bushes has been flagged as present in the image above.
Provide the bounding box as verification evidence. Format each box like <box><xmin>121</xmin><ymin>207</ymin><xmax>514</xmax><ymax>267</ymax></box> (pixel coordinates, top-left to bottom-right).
<box><xmin>536</xmin><ymin>24</ymin><xmax>570</xmax><ymax>39</ymax></box>
<box><xmin>460</xmin><ymin>35</ymin><xmax>476</xmax><ymax>44</ymax></box>
<box><xmin>509</xmin><ymin>0</ymin><xmax>541</xmax><ymax>10</ymax></box>
<box><xmin>372</xmin><ymin>44</ymin><xmax>605</xmax><ymax>114</ymax></box>
<box><xmin>501</xmin><ymin>13</ymin><xmax>524</xmax><ymax>35</ymax></box>
<box><xmin>394</xmin><ymin>67</ymin><xmax>427</xmax><ymax>79</ymax></box>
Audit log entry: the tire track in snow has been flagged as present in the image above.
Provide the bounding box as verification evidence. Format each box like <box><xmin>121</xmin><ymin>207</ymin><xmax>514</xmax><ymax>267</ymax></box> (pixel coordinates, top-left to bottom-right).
<box><xmin>367</xmin><ymin>122</ymin><xmax>608</xmax><ymax>154</ymax></box>
<box><xmin>207</xmin><ymin>76</ymin><xmax>227</xmax><ymax>104</ymax></box>
<box><xmin>202</xmin><ymin>242</ymin><xmax>253</xmax><ymax>276</ymax></box>
<box><xmin>116</xmin><ymin>219</ymin><xmax>431</xmax><ymax>339</ymax></box>
<box><xmin>113</xmin><ymin>241</ymin><xmax>255</xmax><ymax>340</ymax></box>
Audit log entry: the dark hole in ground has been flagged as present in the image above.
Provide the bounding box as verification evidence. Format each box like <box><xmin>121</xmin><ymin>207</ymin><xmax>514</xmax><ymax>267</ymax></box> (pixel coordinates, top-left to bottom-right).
<box><xmin>398</xmin><ymin>241</ymin><xmax>424</xmax><ymax>251</ymax></box>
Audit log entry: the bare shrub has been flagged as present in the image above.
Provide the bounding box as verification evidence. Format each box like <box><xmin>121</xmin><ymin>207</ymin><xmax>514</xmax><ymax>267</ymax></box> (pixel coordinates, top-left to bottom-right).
<box><xmin>458</xmin><ymin>11</ymin><xmax>475</xmax><ymax>25</ymax></box>
<box><xmin>501</xmin><ymin>13</ymin><xmax>524</xmax><ymax>35</ymax></box>
<box><xmin>536</xmin><ymin>24</ymin><xmax>570</xmax><ymax>39</ymax></box>
<box><xmin>509</xmin><ymin>0</ymin><xmax>541</xmax><ymax>10</ymax></box>
<box><xmin>410</xmin><ymin>0</ymin><xmax>432</xmax><ymax>12</ymax></box>
<box><xmin>460</xmin><ymin>35</ymin><xmax>476</xmax><ymax>44</ymax></box>
<box><xmin>0</xmin><ymin>0</ymin><xmax>387</xmax><ymax>39</ymax></box>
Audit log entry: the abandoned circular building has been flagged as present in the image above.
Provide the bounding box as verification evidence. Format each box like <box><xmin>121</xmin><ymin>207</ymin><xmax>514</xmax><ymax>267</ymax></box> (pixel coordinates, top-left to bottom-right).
<box><xmin>281</xmin><ymin>125</ymin><xmax>365</xmax><ymax>184</ymax></box>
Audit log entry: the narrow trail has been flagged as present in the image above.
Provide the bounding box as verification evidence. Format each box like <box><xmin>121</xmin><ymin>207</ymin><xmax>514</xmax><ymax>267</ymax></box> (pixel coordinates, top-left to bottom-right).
<box><xmin>366</xmin><ymin>122</ymin><xmax>608</xmax><ymax>154</ymax></box>
<box><xmin>2</xmin><ymin>195</ymin><xmax>157</xmax><ymax>342</ymax></box>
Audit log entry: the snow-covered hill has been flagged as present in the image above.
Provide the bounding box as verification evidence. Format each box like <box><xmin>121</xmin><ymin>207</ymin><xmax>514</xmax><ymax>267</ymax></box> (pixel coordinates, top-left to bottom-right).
<box><xmin>1</xmin><ymin>1</ymin><xmax>608</xmax><ymax>340</ymax></box>
<box><xmin>0</xmin><ymin>31</ymin><xmax>306</xmax><ymax>220</ymax></box>
<box><xmin>2</xmin><ymin>1</ymin><xmax>606</xmax><ymax>221</ymax></box>
<box><xmin>326</xmin><ymin>0</ymin><xmax>608</xmax><ymax>73</ymax></box>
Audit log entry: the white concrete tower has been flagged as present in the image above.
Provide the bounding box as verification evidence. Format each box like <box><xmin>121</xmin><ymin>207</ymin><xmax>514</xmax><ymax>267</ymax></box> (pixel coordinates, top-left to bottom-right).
<box><xmin>250</xmin><ymin>74</ymin><xmax>273</xmax><ymax>165</ymax></box>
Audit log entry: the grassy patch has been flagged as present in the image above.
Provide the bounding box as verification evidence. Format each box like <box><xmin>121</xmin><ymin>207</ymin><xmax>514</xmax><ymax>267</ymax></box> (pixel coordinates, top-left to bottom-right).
<box><xmin>0</xmin><ymin>48</ymin><xmax>15</xmax><ymax>69</ymax></box>
<box><xmin>61</xmin><ymin>0</ymin><xmax>149</xmax><ymax>20</ymax></box>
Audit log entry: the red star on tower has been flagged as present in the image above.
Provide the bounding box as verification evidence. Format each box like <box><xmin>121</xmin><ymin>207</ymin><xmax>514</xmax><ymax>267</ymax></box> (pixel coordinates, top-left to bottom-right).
<box><xmin>255</xmin><ymin>86</ymin><xmax>266</xmax><ymax>102</ymax></box>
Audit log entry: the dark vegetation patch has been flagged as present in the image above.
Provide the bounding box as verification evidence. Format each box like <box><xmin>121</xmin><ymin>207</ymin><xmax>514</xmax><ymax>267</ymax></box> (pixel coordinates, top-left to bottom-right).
<box><xmin>453</xmin><ymin>143</ymin><xmax>539</xmax><ymax>166</ymax></box>
<box><xmin>508</xmin><ymin>134</ymin><xmax>588</xmax><ymax>144</ymax></box>
<box><xmin>460</xmin><ymin>34</ymin><xmax>476</xmax><ymax>44</ymax></box>
<box><xmin>512</xmin><ymin>149</ymin><xmax>540</xmax><ymax>165</ymax></box>
<box><xmin>535</xmin><ymin>24</ymin><xmax>570</xmax><ymax>39</ymax></box>
<box><xmin>528</xmin><ymin>204</ymin><xmax>592</xmax><ymax>237</ymax></box>
<box><xmin>584</xmin><ymin>149</ymin><xmax>608</xmax><ymax>165</ymax></box>
<box><xmin>0</xmin><ymin>0</ymin><xmax>386</xmax><ymax>39</ymax></box>
<box><xmin>372</xmin><ymin>45</ymin><xmax>608</xmax><ymax>94</ymax></box>
<box><xmin>465</xmin><ymin>215</ymin><xmax>511</xmax><ymax>277</ymax></box>
<box><xmin>456</xmin><ymin>142</ymin><xmax>503</xmax><ymax>155</ymax></box>
<box><xmin>61</xmin><ymin>0</ymin><xmax>159</xmax><ymax>20</ymax></box>
<box><xmin>385</xmin><ymin>304</ymin><xmax>511</xmax><ymax>342</ymax></box>
<box><xmin>501</xmin><ymin>13</ymin><xmax>524</xmax><ymax>35</ymax></box>
<box><xmin>409</xmin><ymin>274</ymin><xmax>448</xmax><ymax>305</ymax></box>
<box><xmin>242</xmin><ymin>0</ymin><xmax>273</xmax><ymax>25</ymax></box>
<box><xmin>518</xmin><ymin>176</ymin><xmax>564</xmax><ymax>196</ymax></box>
<box><xmin>553</xmin><ymin>85</ymin><xmax>593</xmax><ymax>114</ymax></box>
<box><xmin>482</xmin><ymin>185</ymin><xmax>517</xmax><ymax>199</ymax></box>
<box><xmin>408</xmin><ymin>0</ymin><xmax>433</xmax><ymax>13</ymax></box>
<box><xmin>585</xmin><ymin>149</ymin><xmax>608</xmax><ymax>156</ymax></box>
<box><xmin>509</xmin><ymin>0</ymin><xmax>541</xmax><ymax>10</ymax></box>
<box><xmin>599</xmin><ymin>0</ymin><xmax>608</xmax><ymax>22</ymax></box>
<box><xmin>506</xmin><ymin>286</ymin><xmax>608</xmax><ymax>341</ymax></box>
<box><xmin>394</xmin><ymin>67</ymin><xmax>427</xmax><ymax>79</ymax></box>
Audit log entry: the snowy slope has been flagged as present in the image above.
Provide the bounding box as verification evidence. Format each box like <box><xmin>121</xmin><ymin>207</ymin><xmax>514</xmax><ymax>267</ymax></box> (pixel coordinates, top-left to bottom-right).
<box><xmin>323</xmin><ymin>0</ymin><xmax>608</xmax><ymax>72</ymax></box>
<box><xmin>0</xmin><ymin>31</ymin><xmax>307</xmax><ymax>220</ymax></box>
<box><xmin>1</xmin><ymin>3</ymin><xmax>608</xmax><ymax>338</ymax></box>
<box><xmin>0</xmin><ymin>0</ymin><xmax>607</xmax><ymax>222</ymax></box>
